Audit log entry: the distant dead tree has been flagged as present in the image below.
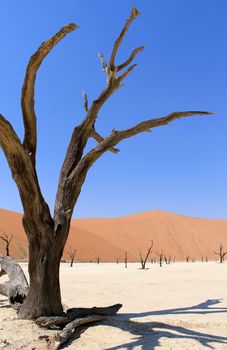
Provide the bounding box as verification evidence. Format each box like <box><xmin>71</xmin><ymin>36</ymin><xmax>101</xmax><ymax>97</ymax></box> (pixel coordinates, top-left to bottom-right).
<box><xmin>96</xmin><ymin>257</ymin><xmax>100</xmax><ymax>264</ymax></box>
<box><xmin>191</xmin><ymin>258</ymin><xmax>196</xmax><ymax>263</ymax></box>
<box><xmin>205</xmin><ymin>256</ymin><xmax>208</xmax><ymax>262</ymax></box>
<box><xmin>201</xmin><ymin>255</ymin><xmax>204</xmax><ymax>263</ymax></box>
<box><xmin>186</xmin><ymin>256</ymin><xmax>190</xmax><ymax>263</ymax></box>
<box><xmin>140</xmin><ymin>241</ymin><xmax>153</xmax><ymax>269</ymax></box>
<box><xmin>116</xmin><ymin>256</ymin><xmax>121</xmax><ymax>264</ymax></box>
<box><xmin>124</xmin><ymin>251</ymin><xmax>128</xmax><ymax>268</ymax></box>
<box><xmin>167</xmin><ymin>255</ymin><xmax>171</xmax><ymax>264</ymax></box>
<box><xmin>164</xmin><ymin>255</ymin><xmax>171</xmax><ymax>265</ymax></box>
<box><xmin>214</xmin><ymin>243</ymin><xmax>227</xmax><ymax>263</ymax></box>
<box><xmin>67</xmin><ymin>248</ymin><xmax>77</xmax><ymax>267</ymax></box>
<box><xmin>156</xmin><ymin>250</ymin><xmax>163</xmax><ymax>267</ymax></box>
<box><xmin>0</xmin><ymin>231</ymin><xmax>13</xmax><ymax>256</ymax></box>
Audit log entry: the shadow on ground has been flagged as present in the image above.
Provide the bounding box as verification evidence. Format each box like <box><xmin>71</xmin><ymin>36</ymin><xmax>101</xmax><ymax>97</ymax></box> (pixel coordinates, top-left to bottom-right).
<box><xmin>65</xmin><ymin>299</ymin><xmax>227</xmax><ymax>350</ymax></box>
<box><xmin>104</xmin><ymin>299</ymin><xmax>227</xmax><ymax>350</ymax></box>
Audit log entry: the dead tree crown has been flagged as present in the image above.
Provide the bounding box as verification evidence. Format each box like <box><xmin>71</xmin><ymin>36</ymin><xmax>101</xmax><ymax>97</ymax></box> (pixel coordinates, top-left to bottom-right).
<box><xmin>0</xmin><ymin>6</ymin><xmax>212</xmax><ymax>249</ymax></box>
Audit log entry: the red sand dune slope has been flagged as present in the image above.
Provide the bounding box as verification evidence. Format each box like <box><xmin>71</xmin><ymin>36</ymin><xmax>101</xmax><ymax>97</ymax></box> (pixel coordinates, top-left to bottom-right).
<box><xmin>0</xmin><ymin>208</ymin><xmax>227</xmax><ymax>261</ymax></box>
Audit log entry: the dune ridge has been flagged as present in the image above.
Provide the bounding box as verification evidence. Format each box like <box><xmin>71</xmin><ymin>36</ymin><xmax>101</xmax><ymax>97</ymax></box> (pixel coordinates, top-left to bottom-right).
<box><xmin>0</xmin><ymin>208</ymin><xmax>227</xmax><ymax>261</ymax></box>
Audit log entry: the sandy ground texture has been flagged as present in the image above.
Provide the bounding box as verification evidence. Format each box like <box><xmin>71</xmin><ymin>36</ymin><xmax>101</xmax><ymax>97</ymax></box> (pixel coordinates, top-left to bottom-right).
<box><xmin>0</xmin><ymin>262</ymin><xmax>227</xmax><ymax>349</ymax></box>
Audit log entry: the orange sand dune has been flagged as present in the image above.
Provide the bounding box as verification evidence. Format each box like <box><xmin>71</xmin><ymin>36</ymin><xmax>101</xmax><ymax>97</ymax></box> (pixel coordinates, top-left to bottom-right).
<box><xmin>0</xmin><ymin>208</ymin><xmax>227</xmax><ymax>261</ymax></box>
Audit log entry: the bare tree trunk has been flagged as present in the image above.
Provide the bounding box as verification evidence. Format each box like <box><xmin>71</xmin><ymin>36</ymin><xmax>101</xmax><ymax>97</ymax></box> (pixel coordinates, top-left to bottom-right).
<box><xmin>18</xmin><ymin>220</ymin><xmax>68</xmax><ymax>319</ymax></box>
<box><xmin>139</xmin><ymin>241</ymin><xmax>153</xmax><ymax>269</ymax></box>
<box><xmin>214</xmin><ymin>243</ymin><xmax>227</xmax><ymax>264</ymax></box>
<box><xmin>124</xmin><ymin>252</ymin><xmax>128</xmax><ymax>268</ymax></box>
<box><xmin>156</xmin><ymin>250</ymin><xmax>163</xmax><ymax>267</ymax></box>
<box><xmin>67</xmin><ymin>248</ymin><xmax>76</xmax><ymax>267</ymax></box>
<box><xmin>0</xmin><ymin>232</ymin><xmax>13</xmax><ymax>257</ymax></box>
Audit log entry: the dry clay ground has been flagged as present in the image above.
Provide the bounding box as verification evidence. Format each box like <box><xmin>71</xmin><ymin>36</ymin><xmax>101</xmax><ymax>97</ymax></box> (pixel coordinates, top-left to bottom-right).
<box><xmin>0</xmin><ymin>262</ymin><xmax>227</xmax><ymax>349</ymax></box>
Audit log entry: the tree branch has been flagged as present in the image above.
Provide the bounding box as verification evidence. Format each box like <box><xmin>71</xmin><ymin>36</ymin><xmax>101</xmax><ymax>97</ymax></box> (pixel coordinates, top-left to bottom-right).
<box><xmin>55</xmin><ymin>315</ymin><xmax>106</xmax><ymax>349</ymax></box>
<box><xmin>0</xmin><ymin>114</ymin><xmax>52</xmax><ymax>225</ymax></box>
<box><xmin>84</xmin><ymin>111</ymin><xmax>213</xmax><ymax>158</ymax></box>
<box><xmin>109</xmin><ymin>6</ymin><xmax>140</xmax><ymax>72</ymax></box>
<box><xmin>53</xmin><ymin>7</ymin><xmax>212</xmax><ymax>237</ymax></box>
<box><xmin>21</xmin><ymin>23</ymin><xmax>79</xmax><ymax>165</ymax></box>
<box><xmin>54</xmin><ymin>8</ymin><xmax>143</xmax><ymax>226</ymax></box>
<box><xmin>54</xmin><ymin>111</ymin><xmax>212</xmax><ymax>227</ymax></box>
<box><xmin>90</xmin><ymin>128</ymin><xmax>119</xmax><ymax>154</ymax></box>
<box><xmin>116</xmin><ymin>46</ymin><xmax>145</xmax><ymax>72</ymax></box>
<box><xmin>98</xmin><ymin>53</ymin><xmax>108</xmax><ymax>72</ymax></box>
<box><xmin>82</xmin><ymin>91</ymin><xmax>89</xmax><ymax>112</ymax></box>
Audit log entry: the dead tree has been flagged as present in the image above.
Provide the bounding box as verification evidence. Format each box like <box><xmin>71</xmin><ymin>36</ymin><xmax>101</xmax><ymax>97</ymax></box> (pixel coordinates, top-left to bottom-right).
<box><xmin>124</xmin><ymin>251</ymin><xmax>128</xmax><ymax>268</ymax></box>
<box><xmin>186</xmin><ymin>256</ymin><xmax>190</xmax><ymax>262</ymax></box>
<box><xmin>96</xmin><ymin>257</ymin><xmax>100</xmax><ymax>264</ymax></box>
<box><xmin>214</xmin><ymin>243</ymin><xmax>227</xmax><ymax>263</ymax></box>
<box><xmin>0</xmin><ymin>5</ymin><xmax>211</xmax><ymax>343</ymax></box>
<box><xmin>156</xmin><ymin>250</ymin><xmax>164</xmax><ymax>267</ymax></box>
<box><xmin>0</xmin><ymin>255</ymin><xmax>28</xmax><ymax>307</ymax></box>
<box><xmin>116</xmin><ymin>257</ymin><xmax>120</xmax><ymax>264</ymax></box>
<box><xmin>164</xmin><ymin>255</ymin><xmax>171</xmax><ymax>264</ymax></box>
<box><xmin>165</xmin><ymin>255</ymin><xmax>171</xmax><ymax>264</ymax></box>
<box><xmin>0</xmin><ymin>231</ymin><xmax>13</xmax><ymax>256</ymax></box>
<box><xmin>67</xmin><ymin>248</ymin><xmax>77</xmax><ymax>267</ymax></box>
<box><xmin>139</xmin><ymin>241</ymin><xmax>153</xmax><ymax>269</ymax></box>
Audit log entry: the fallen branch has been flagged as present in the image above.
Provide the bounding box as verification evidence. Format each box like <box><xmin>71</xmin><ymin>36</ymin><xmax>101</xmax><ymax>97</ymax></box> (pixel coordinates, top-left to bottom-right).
<box><xmin>36</xmin><ymin>303</ymin><xmax>122</xmax><ymax>349</ymax></box>
<box><xmin>55</xmin><ymin>315</ymin><xmax>107</xmax><ymax>349</ymax></box>
<box><xmin>36</xmin><ymin>303</ymin><xmax>122</xmax><ymax>328</ymax></box>
<box><xmin>0</xmin><ymin>255</ymin><xmax>29</xmax><ymax>307</ymax></box>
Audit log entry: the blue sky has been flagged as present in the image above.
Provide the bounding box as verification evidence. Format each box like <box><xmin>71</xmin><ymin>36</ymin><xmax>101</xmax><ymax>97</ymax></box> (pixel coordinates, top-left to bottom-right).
<box><xmin>0</xmin><ymin>0</ymin><xmax>227</xmax><ymax>219</ymax></box>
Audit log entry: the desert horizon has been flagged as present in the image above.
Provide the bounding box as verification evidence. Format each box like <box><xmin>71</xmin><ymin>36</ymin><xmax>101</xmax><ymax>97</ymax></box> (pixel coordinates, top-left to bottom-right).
<box><xmin>1</xmin><ymin>207</ymin><xmax>227</xmax><ymax>263</ymax></box>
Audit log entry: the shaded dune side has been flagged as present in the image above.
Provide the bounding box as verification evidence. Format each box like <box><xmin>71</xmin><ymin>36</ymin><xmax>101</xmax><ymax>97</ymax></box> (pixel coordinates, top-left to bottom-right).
<box><xmin>0</xmin><ymin>208</ymin><xmax>227</xmax><ymax>261</ymax></box>
<box><xmin>71</xmin><ymin>210</ymin><xmax>227</xmax><ymax>261</ymax></box>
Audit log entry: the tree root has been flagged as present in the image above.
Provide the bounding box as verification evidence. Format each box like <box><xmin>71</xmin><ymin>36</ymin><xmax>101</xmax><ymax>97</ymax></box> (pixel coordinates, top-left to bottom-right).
<box><xmin>55</xmin><ymin>315</ymin><xmax>107</xmax><ymax>349</ymax></box>
<box><xmin>0</xmin><ymin>256</ymin><xmax>122</xmax><ymax>349</ymax></box>
<box><xmin>36</xmin><ymin>303</ymin><xmax>122</xmax><ymax>349</ymax></box>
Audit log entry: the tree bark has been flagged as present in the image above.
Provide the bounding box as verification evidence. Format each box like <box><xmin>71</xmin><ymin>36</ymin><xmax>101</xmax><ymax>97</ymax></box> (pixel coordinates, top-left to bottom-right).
<box><xmin>18</xmin><ymin>220</ymin><xmax>69</xmax><ymax>319</ymax></box>
<box><xmin>0</xmin><ymin>255</ymin><xmax>28</xmax><ymax>307</ymax></box>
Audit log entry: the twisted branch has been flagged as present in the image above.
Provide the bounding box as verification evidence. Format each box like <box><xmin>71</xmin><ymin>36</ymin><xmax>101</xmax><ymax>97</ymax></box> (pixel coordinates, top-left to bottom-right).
<box><xmin>109</xmin><ymin>6</ymin><xmax>140</xmax><ymax>71</ymax></box>
<box><xmin>0</xmin><ymin>114</ymin><xmax>52</xmax><ymax>223</ymax></box>
<box><xmin>21</xmin><ymin>23</ymin><xmax>79</xmax><ymax>165</ymax></box>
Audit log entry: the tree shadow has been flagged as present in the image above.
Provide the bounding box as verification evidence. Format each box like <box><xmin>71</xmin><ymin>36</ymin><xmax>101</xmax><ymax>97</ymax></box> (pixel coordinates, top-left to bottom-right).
<box><xmin>59</xmin><ymin>299</ymin><xmax>227</xmax><ymax>349</ymax></box>
<box><xmin>104</xmin><ymin>319</ymin><xmax>227</xmax><ymax>350</ymax></box>
<box><xmin>103</xmin><ymin>299</ymin><xmax>227</xmax><ymax>350</ymax></box>
<box><xmin>118</xmin><ymin>298</ymin><xmax>227</xmax><ymax>319</ymax></box>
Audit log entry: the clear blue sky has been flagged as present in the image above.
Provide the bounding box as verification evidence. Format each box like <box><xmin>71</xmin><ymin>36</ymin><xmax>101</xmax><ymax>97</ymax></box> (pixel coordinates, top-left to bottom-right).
<box><xmin>0</xmin><ymin>0</ymin><xmax>226</xmax><ymax>219</ymax></box>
